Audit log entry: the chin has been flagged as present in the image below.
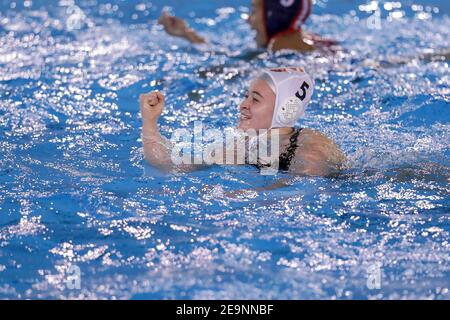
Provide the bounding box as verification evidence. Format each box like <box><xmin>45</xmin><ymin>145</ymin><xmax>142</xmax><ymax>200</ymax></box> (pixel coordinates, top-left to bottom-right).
<box><xmin>236</xmin><ymin>124</ymin><xmax>246</xmax><ymax>131</ymax></box>
<box><xmin>237</xmin><ymin>121</ymin><xmax>251</xmax><ymax>131</ymax></box>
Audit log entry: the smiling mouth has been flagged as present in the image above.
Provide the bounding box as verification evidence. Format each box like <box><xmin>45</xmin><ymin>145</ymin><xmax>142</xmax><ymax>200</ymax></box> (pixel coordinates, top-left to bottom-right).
<box><xmin>240</xmin><ymin>113</ymin><xmax>251</xmax><ymax>120</ymax></box>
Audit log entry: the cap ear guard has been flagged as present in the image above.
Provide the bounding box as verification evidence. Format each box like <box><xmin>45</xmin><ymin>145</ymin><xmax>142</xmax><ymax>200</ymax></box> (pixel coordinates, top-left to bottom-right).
<box><xmin>261</xmin><ymin>67</ymin><xmax>314</xmax><ymax>128</ymax></box>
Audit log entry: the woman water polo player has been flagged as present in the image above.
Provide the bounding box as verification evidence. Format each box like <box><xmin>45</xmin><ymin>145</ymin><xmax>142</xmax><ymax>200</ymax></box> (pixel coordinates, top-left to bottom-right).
<box><xmin>158</xmin><ymin>0</ymin><xmax>338</xmax><ymax>52</ymax></box>
<box><xmin>140</xmin><ymin>67</ymin><xmax>346</xmax><ymax>177</ymax></box>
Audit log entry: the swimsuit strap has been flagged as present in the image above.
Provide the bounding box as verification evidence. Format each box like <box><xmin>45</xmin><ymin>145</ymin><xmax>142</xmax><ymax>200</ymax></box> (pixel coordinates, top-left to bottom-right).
<box><xmin>252</xmin><ymin>128</ymin><xmax>303</xmax><ymax>171</ymax></box>
<box><xmin>278</xmin><ymin>127</ymin><xmax>303</xmax><ymax>171</ymax></box>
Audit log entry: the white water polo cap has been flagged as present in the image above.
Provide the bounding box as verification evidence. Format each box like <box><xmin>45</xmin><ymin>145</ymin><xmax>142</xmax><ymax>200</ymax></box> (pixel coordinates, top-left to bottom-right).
<box><xmin>260</xmin><ymin>67</ymin><xmax>314</xmax><ymax>128</ymax></box>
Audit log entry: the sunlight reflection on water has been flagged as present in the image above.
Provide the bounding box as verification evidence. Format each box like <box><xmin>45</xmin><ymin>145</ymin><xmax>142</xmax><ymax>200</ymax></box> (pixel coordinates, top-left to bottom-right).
<box><xmin>0</xmin><ymin>0</ymin><xmax>448</xmax><ymax>299</ymax></box>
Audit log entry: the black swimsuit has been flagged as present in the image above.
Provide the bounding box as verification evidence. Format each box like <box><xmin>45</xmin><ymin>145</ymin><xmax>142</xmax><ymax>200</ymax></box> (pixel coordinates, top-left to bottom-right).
<box><xmin>278</xmin><ymin>128</ymin><xmax>302</xmax><ymax>171</ymax></box>
<box><xmin>253</xmin><ymin>128</ymin><xmax>303</xmax><ymax>171</ymax></box>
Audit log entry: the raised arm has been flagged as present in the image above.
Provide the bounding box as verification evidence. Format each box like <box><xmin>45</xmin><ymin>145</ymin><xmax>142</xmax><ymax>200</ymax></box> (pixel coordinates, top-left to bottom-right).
<box><xmin>140</xmin><ymin>92</ymin><xmax>239</xmax><ymax>172</ymax></box>
<box><xmin>140</xmin><ymin>92</ymin><xmax>176</xmax><ymax>172</ymax></box>
<box><xmin>158</xmin><ymin>11</ymin><xmax>206</xmax><ymax>44</ymax></box>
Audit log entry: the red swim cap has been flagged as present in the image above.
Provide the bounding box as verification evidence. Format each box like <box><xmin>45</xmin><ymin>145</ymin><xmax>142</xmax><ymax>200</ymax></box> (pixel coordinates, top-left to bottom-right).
<box><xmin>263</xmin><ymin>0</ymin><xmax>312</xmax><ymax>41</ymax></box>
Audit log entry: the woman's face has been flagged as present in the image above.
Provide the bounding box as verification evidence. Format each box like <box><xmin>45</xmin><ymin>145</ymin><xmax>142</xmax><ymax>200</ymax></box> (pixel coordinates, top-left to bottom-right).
<box><xmin>237</xmin><ymin>78</ymin><xmax>276</xmax><ymax>131</ymax></box>
<box><xmin>248</xmin><ymin>0</ymin><xmax>268</xmax><ymax>47</ymax></box>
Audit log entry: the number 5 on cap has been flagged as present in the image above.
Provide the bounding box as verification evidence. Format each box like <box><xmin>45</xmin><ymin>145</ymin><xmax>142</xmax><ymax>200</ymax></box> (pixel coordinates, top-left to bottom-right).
<box><xmin>295</xmin><ymin>81</ymin><xmax>310</xmax><ymax>101</ymax></box>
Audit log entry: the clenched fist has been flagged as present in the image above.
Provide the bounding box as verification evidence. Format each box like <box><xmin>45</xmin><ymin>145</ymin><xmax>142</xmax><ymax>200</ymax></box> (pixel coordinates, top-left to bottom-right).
<box><xmin>140</xmin><ymin>91</ymin><xmax>165</xmax><ymax>123</ymax></box>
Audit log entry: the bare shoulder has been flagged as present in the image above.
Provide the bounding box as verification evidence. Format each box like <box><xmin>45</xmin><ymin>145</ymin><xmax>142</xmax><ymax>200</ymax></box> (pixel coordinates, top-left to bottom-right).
<box><xmin>270</xmin><ymin>32</ymin><xmax>314</xmax><ymax>53</ymax></box>
<box><xmin>289</xmin><ymin>128</ymin><xmax>346</xmax><ymax>176</ymax></box>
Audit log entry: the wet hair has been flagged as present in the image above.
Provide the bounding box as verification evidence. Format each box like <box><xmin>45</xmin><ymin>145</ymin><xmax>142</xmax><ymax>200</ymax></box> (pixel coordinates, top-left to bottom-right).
<box><xmin>258</xmin><ymin>72</ymin><xmax>276</xmax><ymax>94</ymax></box>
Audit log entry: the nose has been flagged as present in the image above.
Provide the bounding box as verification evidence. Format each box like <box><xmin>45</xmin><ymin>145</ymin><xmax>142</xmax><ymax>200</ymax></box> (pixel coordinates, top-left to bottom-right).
<box><xmin>240</xmin><ymin>98</ymin><xmax>251</xmax><ymax>112</ymax></box>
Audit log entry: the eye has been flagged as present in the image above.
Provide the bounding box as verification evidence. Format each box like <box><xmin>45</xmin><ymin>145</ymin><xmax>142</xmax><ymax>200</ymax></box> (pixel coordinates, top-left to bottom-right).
<box><xmin>252</xmin><ymin>94</ymin><xmax>260</xmax><ymax>103</ymax></box>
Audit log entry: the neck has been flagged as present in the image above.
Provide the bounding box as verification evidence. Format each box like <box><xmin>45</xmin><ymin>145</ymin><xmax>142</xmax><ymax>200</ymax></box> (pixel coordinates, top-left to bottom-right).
<box><xmin>267</xmin><ymin>127</ymin><xmax>295</xmax><ymax>137</ymax></box>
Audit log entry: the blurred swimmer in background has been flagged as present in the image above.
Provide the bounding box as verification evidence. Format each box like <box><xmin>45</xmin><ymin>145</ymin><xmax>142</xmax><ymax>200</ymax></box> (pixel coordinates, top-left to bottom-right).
<box><xmin>158</xmin><ymin>0</ymin><xmax>338</xmax><ymax>53</ymax></box>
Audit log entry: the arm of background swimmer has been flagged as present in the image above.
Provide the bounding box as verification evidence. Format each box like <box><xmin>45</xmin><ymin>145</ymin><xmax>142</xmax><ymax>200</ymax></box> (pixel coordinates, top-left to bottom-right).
<box><xmin>184</xmin><ymin>29</ymin><xmax>206</xmax><ymax>44</ymax></box>
<box><xmin>158</xmin><ymin>12</ymin><xmax>206</xmax><ymax>44</ymax></box>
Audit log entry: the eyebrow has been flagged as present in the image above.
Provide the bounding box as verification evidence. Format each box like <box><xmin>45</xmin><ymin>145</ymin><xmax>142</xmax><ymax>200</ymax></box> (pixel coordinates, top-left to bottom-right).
<box><xmin>251</xmin><ymin>91</ymin><xmax>264</xmax><ymax>99</ymax></box>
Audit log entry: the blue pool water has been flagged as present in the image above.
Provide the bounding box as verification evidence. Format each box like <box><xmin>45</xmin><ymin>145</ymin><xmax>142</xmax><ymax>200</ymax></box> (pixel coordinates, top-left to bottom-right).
<box><xmin>0</xmin><ymin>0</ymin><xmax>449</xmax><ymax>299</ymax></box>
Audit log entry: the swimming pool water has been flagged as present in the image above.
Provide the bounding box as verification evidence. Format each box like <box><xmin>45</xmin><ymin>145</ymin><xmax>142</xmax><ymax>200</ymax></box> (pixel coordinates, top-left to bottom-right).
<box><xmin>0</xmin><ymin>0</ymin><xmax>449</xmax><ymax>299</ymax></box>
